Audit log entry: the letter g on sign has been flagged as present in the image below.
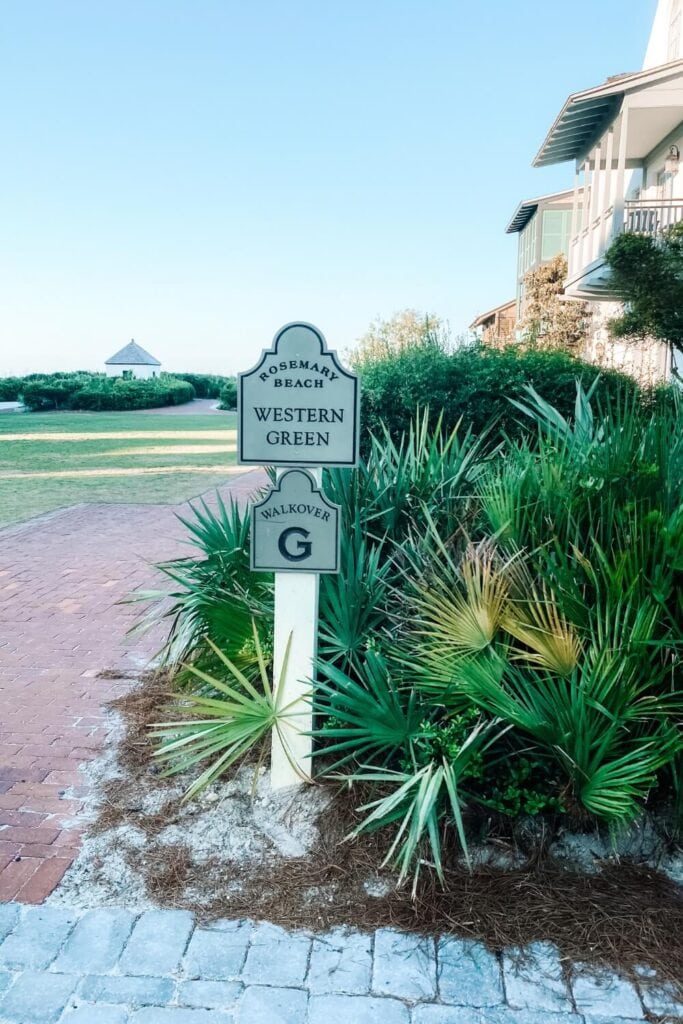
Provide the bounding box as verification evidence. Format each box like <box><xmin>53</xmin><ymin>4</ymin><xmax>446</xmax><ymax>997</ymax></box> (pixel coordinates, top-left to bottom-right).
<box><xmin>278</xmin><ymin>527</ymin><xmax>313</xmax><ymax>562</ymax></box>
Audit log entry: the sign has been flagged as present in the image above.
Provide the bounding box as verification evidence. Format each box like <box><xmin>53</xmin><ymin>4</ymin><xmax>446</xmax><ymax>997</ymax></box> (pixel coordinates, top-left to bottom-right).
<box><xmin>238</xmin><ymin>321</ymin><xmax>359</xmax><ymax>467</ymax></box>
<box><xmin>251</xmin><ymin>469</ymin><xmax>340</xmax><ymax>574</ymax></box>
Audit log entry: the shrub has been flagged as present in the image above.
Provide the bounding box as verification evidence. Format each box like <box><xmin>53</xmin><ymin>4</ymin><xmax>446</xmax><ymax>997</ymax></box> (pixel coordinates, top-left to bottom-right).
<box><xmin>358</xmin><ymin>342</ymin><xmax>645</xmax><ymax>451</ymax></box>
<box><xmin>139</xmin><ymin>384</ymin><xmax>682</xmax><ymax>885</ymax></box>
<box><xmin>72</xmin><ymin>377</ymin><xmax>195</xmax><ymax>410</ymax></box>
<box><xmin>0</xmin><ymin>377</ymin><xmax>23</xmax><ymax>401</ymax></box>
<box><xmin>219</xmin><ymin>379</ymin><xmax>237</xmax><ymax>410</ymax></box>
<box><xmin>171</xmin><ymin>373</ymin><xmax>228</xmax><ymax>399</ymax></box>
<box><xmin>21</xmin><ymin>373</ymin><xmax>101</xmax><ymax>410</ymax></box>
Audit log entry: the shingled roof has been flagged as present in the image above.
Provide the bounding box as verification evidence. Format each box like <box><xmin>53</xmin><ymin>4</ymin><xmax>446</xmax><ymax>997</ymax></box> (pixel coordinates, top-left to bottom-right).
<box><xmin>105</xmin><ymin>340</ymin><xmax>161</xmax><ymax>366</ymax></box>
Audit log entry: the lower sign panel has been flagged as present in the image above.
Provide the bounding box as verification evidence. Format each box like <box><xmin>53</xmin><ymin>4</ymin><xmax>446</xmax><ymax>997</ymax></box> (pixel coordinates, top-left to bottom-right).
<box><xmin>251</xmin><ymin>468</ymin><xmax>340</xmax><ymax>573</ymax></box>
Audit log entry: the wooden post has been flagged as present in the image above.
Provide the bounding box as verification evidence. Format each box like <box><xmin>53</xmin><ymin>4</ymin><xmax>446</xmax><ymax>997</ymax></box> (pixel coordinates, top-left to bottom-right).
<box><xmin>270</xmin><ymin>467</ymin><xmax>321</xmax><ymax>790</ymax></box>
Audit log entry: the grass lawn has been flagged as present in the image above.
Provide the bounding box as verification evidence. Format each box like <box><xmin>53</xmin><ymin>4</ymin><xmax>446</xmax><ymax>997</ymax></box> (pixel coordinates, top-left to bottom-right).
<box><xmin>0</xmin><ymin>408</ymin><xmax>240</xmax><ymax>527</ymax></box>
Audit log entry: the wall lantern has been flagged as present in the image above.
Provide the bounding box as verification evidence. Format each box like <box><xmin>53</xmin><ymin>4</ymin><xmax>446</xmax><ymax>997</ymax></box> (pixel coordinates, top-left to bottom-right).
<box><xmin>665</xmin><ymin>144</ymin><xmax>680</xmax><ymax>175</ymax></box>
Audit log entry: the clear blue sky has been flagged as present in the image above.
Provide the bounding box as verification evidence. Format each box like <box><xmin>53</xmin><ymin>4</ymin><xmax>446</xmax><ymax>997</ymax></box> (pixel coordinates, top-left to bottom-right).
<box><xmin>0</xmin><ymin>0</ymin><xmax>657</xmax><ymax>375</ymax></box>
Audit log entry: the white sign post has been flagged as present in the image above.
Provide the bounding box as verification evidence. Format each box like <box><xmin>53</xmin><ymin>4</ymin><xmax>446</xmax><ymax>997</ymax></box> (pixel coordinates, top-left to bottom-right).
<box><xmin>239</xmin><ymin>323</ymin><xmax>359</xmax><ymax>790</ymax></box>
<box><xmin>271</xmin><ymin>468</ymin><xmax>320</xmax><ymax>788</ymax></box>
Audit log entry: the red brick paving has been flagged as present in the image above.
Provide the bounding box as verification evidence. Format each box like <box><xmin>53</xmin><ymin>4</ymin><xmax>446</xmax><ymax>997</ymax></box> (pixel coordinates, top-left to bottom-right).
<box><xmin>0</xmin><ymin>470</ymin><xmax>265</xmax><ymax>902</ymax></box>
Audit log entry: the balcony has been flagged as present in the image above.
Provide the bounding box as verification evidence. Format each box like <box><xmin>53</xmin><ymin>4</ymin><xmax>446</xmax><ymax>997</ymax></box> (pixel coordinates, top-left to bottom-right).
<box><xmin>624</xmin><ymin>198</ymin><xmax>683</xmax><ymax>237</ymax></box>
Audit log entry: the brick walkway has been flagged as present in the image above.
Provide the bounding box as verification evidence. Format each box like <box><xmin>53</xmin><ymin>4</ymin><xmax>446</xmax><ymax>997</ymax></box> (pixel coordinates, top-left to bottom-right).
<box><xmin>0</xmin><ymin>904</ymin><xmax>679</xmax><ymax>1023</ymax></box>
<box><xmin>0</xmin><ymin>472</ymin><xmax>265</xmax><ymax>903</ymax></box>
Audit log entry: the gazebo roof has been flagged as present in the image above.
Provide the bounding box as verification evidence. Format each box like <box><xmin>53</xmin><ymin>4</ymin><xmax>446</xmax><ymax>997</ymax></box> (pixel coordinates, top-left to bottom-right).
<box><xmin>105</xmin><ymin>340</ymin><xmax>161</xmax><ymax>366</ymax></box>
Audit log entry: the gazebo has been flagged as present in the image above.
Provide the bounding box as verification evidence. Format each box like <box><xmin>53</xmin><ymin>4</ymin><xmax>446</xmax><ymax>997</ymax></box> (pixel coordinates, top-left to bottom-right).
<box><xmin>104</xmin><ymin>340</ymin><xmax>162</xmax><ymax>379</ymax></box>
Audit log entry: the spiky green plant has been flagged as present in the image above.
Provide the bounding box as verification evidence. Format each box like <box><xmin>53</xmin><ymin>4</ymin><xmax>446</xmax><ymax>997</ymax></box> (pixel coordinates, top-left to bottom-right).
<box><xmin>130</xmin><ymin>492</ymin><xmax>273</xmax><ymax>675</ymax></box>
<box><xmin>150</xmin><ymin>625</ymin><xmax>302</xmax><ymax>800</ymax></box>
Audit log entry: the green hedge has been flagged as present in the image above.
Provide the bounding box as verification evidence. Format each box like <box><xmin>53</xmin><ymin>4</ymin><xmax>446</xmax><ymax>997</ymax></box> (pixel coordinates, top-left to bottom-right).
<box><xmin>19</xmin><ymin>374</ymin><xmax>195</xmax><ymax>411</ymax></box>
<box><xmin>72</xmin><ymin>378</ymin><xmax>195</xmax><ymax>411</ymax></box>
<box><xmin>0</xmin><ymin>377</ymin><xmax>23</xmax><ymax>401</ymax></box>
<box><xmin>358</xmin><ymin>343</ymin><xmax>653</xmax><ymax>447</ymax></box>
<box><xmin>218</xmin><ymin>379</ymin><xmax>237</xmax><ymax>410</ymax></box>
<box><xmin>171</xmin><ymin>373</ymin><xmax>229</xmax><ymax>399</ymax></box>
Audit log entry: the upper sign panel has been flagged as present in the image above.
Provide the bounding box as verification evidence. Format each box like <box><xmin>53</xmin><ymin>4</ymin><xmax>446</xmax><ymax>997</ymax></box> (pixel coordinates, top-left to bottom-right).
<box><xmin>238</xmin><ymin>322</ymin><xmax>359</xmax><ymax>467</ymax></box>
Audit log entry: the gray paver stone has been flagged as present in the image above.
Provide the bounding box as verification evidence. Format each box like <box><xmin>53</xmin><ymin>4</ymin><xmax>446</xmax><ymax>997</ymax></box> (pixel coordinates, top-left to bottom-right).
<box><xmin>118</xmin><ymin>910</ymin><xmax>194</xmax><ymax>977</ymax></box>
<box><xmin>54</xmin><ymin>909</ymin><xmax>136</xmax><ymax>974</ymax></box>
<box><xmin>413</xmin><ymin>1010</ymin><xmax>583</xmax><ymax>1024</ymax></box>
<box><xmin>437</xmin><ymin>937</ymin><xmax>503</xmax><ymax>1007</ymax></box>
<box><xmin>639</xmin><ymin>980</ymin><xmax>683</xmax><ymax>1018</ymax></box>
<box><xmin>61</xmin><ymin>1008</ymin><xmax>129</xmax><ymax>1024</ymax></box>
<box><xmin>306</xmin><ymin>927</ymin><xmax>372</xmax><ymax>995</ymax></box>
<box><xmin>178</xmin><ymin>980</ymin><xmax>243</xmax><ymax>1009</ymax></box>
<box><xmin>78</xmin><ymin>975</ymin><xmax>174</xmax><ymax>1006</ymax></box>
<box><xmin>572</xmin><ymin>968</ymin><xmax>643</xmax><ymax>1020</ymax></box>
<box><xmin>0</xmin><ymin>905</ymin><xmax>19</xmax><ymax>943</ymax></box>
<box><xmin>183</xmin><ymin>921</ymin><xmax>251</xmax><ymax>981</ymax></box>
<box><xmin>310</xmin><ymin>993</ymin><xmax>409</xmax><ymax>1024</ymax></box>
<box><xmin>502</xmin><ymin>942</ymin><xmax>572</xmax><ymax>1012</ymax></box>
<box><xmin>131</xmin><ymin>1012</ymin><xmax>232</xmax><ymax>1023</ymax></box>
<box><xmin>373</xmin><ymin>928</ymin><xmax>437</xmax><ymax>1002</ymax></box>
<box><xmin>0</xmin><ymin>969</ymin><xmax>77</xmax><ymax>1023</ymax></box>
<box><xmin>241</xmin><ymin>922</ymin><xmax>311</xmax><ymax>988</ymax></box>
<box><xmin>238</xmin><ymin>985</ymin><xmax>308</xmax><ymax>1024</ymax></box>
<box><xmin>578</xmin><ymin>1019</ymin><xmax>647</xmax><ymax>1024</ymax></box>
<box><xmin>0</xmin><ymin>906</ymin><xmax>78</xmax><ymax>970</ymax></box>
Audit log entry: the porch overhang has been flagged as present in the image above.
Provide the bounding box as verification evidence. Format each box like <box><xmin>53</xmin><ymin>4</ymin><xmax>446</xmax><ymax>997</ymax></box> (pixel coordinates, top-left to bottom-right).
<box><xmin>505</xmin><ymin>189</ymin><xmax>575</xmax><ymax>233</ymax></box>
<box><xmin>533</xmin><ymin>59</ymin><xmax>683</xmax><ymax>167</ymax></box>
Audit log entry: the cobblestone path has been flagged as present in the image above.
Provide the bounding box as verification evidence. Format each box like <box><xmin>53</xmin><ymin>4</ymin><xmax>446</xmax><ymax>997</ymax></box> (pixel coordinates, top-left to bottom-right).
<box><xmin>0</xmin><ymin>472</ymin><xmax>265</xmax><ymax>902</ymax></box>
<box><xmin>0</xmin><ymin>904</ymin><xmax>680</xmax><ymax>1024</ymax></box>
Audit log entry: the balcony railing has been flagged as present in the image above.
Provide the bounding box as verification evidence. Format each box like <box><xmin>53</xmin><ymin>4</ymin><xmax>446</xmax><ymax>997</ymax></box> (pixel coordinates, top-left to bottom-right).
<box><xmin>624</xmin><ymin>199</ymin><xmax>683</xmax><ymax>238</ymax></box>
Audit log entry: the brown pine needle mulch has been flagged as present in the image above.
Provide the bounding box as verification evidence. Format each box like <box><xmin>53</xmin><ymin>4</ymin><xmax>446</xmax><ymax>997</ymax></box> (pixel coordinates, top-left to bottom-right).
<box><xmin>95</xmin><ymin>671</ymin><xmax>683</xmax><ymax>996</ymax></box>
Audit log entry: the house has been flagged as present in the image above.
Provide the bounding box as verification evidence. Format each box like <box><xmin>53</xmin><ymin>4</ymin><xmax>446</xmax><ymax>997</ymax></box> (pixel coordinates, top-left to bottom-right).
<box><xmin>528</xmin><ymin>0</ymin><xmax>683</xmax><ymax>381</ymax></box>
<box><xmin>479</xmin><ymin>0</ymin><xmax>682</xmax><ymax>381</ymax></box>
<box><xmin>505</xmin><ymin>189</ymin><xmax>576</xmax><ymax>319</ymax></box>
<box><xmin>470</xmin><ymin>299</ymin><xmax>517</xmax><ymax>348</ymax></box>
<box><xmin>104</xmin><ymin>340</ymin><xmax>162</xmax><ymax>380</ymax></box>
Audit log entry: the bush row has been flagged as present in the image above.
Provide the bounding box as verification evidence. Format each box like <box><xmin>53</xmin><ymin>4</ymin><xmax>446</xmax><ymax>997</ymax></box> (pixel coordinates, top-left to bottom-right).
<box><xmin>357</xmin><ymin>342</ymin><xmax>659</xmax><ymax>449</ymax></box>
<box><xmin>19</xmin><ymin>373</ymin><xmax>195</xmax><ymax>411</ymax></box>
<box><xmin>0</xmin><ymin>370</ymin><xmax>238</xmax><ymax>411</ymax></box>
<box><xmin>171</xmin><ymin>373</ymin><xmax>230</xmax><ymax>399</ymax></box>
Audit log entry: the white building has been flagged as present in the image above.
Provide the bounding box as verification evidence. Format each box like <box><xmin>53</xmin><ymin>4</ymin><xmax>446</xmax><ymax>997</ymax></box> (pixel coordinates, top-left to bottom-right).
<box><xmin>531</xmin><ymin>0</ymin><xmax>683</xmax><ymax>381</ymax></box>
<box><xmin>104</xmin><ymin>340</ymin><xmax>162</xmax><ymax>379</ymax></box>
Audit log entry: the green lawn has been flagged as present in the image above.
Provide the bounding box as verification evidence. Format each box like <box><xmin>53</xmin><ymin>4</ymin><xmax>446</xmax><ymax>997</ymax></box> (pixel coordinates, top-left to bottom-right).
<box><xmin>0</xmin><ymin>408</ymin><xmax>239</xmax><ymax>527</ymax></box>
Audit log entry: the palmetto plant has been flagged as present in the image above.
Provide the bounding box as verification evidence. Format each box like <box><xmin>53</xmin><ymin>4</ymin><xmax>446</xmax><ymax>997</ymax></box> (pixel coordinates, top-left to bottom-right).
<box><xmin>150</xmin><ymin>626</ymin><xmax>302</xmax><ymax>800</ymax></box>
<box><xmin>312</xmin><ymin>651</ymin><xmax>423</xmax><ymax>771</ymax></box>
<box><xmin>137</xmin><ymin>383</ymin><xmax>681</xmax><ymax>880</ymax></box>
<box><xmin>346</xmin><ymin>717</ymin><xmax>502</xmax><ymax>890</ymax></box>
<box><xmin>457</xmin><ymin>643</ymin><xmax>681</xmax><ymax>823</ymax></box>
<box><xmin>131</xmin><ymin>493</ymin><xmax>273</xmax><ymax>675</ymax></box>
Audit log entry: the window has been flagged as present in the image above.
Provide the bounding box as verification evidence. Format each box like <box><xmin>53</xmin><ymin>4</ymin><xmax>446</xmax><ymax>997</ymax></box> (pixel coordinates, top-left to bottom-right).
<box><xmin>541</xmin><ymin>209</ymin><xmax>572</xmax><ymax>261</ymax></box>
<box><xmin>518</xmin><ymin>218</ymin><xmax>537</xmax><ymax>279</ymax></box>
<box><xmin>669</xmin><ymin>0</ymin><xmax>682</xmax><ymax>60</ymax></box>
<box><xmin>122</xmin><ymin>369</ymin><xmax>133</xmax><ymax>380</ymax></box>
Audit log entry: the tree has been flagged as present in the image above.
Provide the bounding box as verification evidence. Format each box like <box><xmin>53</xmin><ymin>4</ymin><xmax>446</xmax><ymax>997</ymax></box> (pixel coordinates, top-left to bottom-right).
<box><xmin>518</xmin><ymin>254</ymin><xmax>590</xmax><ymax>353</ymax></box>
<box><xmin>351</xmin><ymin>309</ymin><xmax>447</xmax><ymax>367</ymax></box>
<box><xmin>605</xmin><ymin>225</ymin><xmax>683</xmax><ymax>376</ymax></box>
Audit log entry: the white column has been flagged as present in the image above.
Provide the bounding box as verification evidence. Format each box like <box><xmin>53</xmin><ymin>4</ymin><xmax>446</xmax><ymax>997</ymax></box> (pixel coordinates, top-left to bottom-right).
<box><xmin>578</xmin><ymin>158</ymin><xmax>591</xmax><ymax>270</ymax></box>
<box><xmin>612</xmin><ymin>105</ymin><xmax>630</xmax><ymax>239</ymax></box>
<box><xmin>599</xmin><ymin>127</ymin><xmax>615</xmax><ymax>253</ymax></box>
<box><xmin>270</xmin><ymin>466</ymin><xmax>321</xmax><ymax>790</ymax></box>
<box><xmin>569</xmin><ymin>166</ymin><xmax>581</xmax><ymax>278</ymax></box>
<box><xmin>589</xmin><ymin>142</ymin><xmax>602</xmax><ymax>261</ymax></box>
